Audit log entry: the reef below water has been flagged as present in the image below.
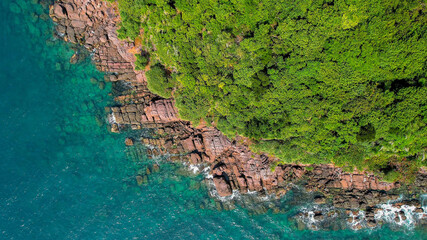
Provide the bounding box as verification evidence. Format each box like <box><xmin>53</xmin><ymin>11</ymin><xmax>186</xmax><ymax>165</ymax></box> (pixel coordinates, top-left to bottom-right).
<box><xmin>0</xmin><ymin>0</ymin><xmax>426</xmax><ymax>239</ymax></box>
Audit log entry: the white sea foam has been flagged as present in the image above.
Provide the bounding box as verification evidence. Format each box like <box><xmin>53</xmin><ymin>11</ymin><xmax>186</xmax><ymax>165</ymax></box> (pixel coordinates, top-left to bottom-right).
<box><xmin>108</xmin><ymin>113</ymin><xmax>116</xmax><ymax>124</ymax></box>
<box><xmin>202</xmin><ymin>166</ymin><xmax>211</xmax><ymax>174</ymax></box>
<box><xmin>304</xmin><ymin>211</ymin><xmax>320</xmax><ymax>230</ymax></box>
<box><xmin>347</xmin><ymin>210</ymin><xmax>366</xmax><ymax>230</ymax></box>
<box><xmin>188</xmin><ymin>164</ymin><xmax>200</xmax><ymax>174</ymax></box>
<box><xmin>421</xmin><ymin>194</ymin><xmax>427</xmax><ymax>210</ymax></box>
<box><xmin>374</xmin><ymin>203</ymin><xmax>424</xmax><ymax>229</ymax></box>
<box><xmin>246</xmin><ymin>190</ymin><xmax>258</xmax><ymax>195</ymax></box>
<box><xmin>182</xmin><ymin>162</ymin><xmax>209</xmax><ymax>175</ymax></box>
<box><xmin>297</xmin><ymin>205</ymin><xmax>336</xmax><ymax>230</ymax></box>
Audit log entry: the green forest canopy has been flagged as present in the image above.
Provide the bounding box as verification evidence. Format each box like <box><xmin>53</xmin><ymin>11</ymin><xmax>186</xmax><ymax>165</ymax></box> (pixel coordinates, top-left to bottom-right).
<box><xmin>111</xmin><ymin>0</ymin><xmax>427</xmax><ymax>180</ymax></box>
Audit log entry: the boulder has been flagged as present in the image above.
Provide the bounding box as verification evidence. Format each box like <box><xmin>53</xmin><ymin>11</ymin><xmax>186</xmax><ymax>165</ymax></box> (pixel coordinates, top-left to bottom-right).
<box><xmin>125</xmin><ymin>137</ymin><xmax>134</xmax><ymax>146</ymax></box>
<box><xmin>189</xmin><ymin>153</ymin><xmax>201</xmax><ymax>164</ymax></box>
<box><xmin>55</xmin><ymin>24</ymin><xmax>66</xmax><ymax>36</ymax></box>
<box><xmin>313</xmin><ymin>213</ymin><xmax>324</xmax><ymax>221</ymax></box>
<box><xmin>314</xmin><ymin>196</ymin><xmax>326</xmax><ymax>204</ymax></box>
<box><xmin>71</xmin><ymin>20</ymin><xmax>86</xmax><ymax>29</ymax></box>
<box><xmin>182</xmin><ymin>137</ymin><xmax>196</xmax><ymax>152</ymax></box>
<box><xmin>53</xmin><ymin>4</ymin><xmax>67</xmax><ymax>18</ymax></box>
<box><xmin>66</xmin><ymin>26</ymin><xmax>76</xmax><ymax>43</ymax></box>
<box><xmin>152</xmin><ymin>164</ymin><xmax>160</xmax><ymax>172</ymax></box>
<box><xmin>110</xmin><ymin>123</ymin><xmax>119</xmax><ymax>133</ymax></box>
<box><xmin>136</xmin><ymin>175</ymin><xmax>143</xmax><ymax>186</ymax></box>
<box><xmin>213</xmin><ymin>175</ymin><xmax>232</xmax><ymax>197</ymax></box>
<box><xmin>64</xmin><ymin>3</ymin><xmax>79</xmax><ymax>20</ymax></box>
<box><xmin>366</xmin><ymin>220</ymin><xmax>376</xmax><ymax>228</ymax></box>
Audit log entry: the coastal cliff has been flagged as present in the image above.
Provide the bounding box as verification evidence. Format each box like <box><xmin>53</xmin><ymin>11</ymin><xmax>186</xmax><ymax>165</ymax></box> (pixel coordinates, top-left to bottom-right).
<box><xmin>49</xmin><ymin>0</ymin><xmax>426</xmax><ymax>229</ymax></box>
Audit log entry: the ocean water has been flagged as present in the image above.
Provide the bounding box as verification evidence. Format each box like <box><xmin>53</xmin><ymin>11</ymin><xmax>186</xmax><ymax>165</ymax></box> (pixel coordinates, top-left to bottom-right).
<box><xmin>0</xmin><ymin>0</ymin><xmax>425</xmax><ymax>239</ymax></box>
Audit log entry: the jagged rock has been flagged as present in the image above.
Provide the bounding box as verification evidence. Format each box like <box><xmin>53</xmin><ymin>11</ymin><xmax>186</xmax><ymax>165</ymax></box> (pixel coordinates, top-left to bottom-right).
<box><xmin>189</xmin><ymin>153</ymin><xmax>201</xmax><ymax>164</ymax></box>
<box><xmin>182</xmin><ymin>137</ymin><xmax>196</xmax><ymax>152</ymax></box>
<box><xmin>110</xmin><ymin>123</ymin><xmax>119</xmax><ymax>133</ymax></box>
<box><xmin>55</xmin><ymin>24</ymin><xmax>66</xmax><ymax>35</ymax></box>
<box><xmin>70</xmin><ymin>52</ymin><xmax>79</xmax><ymax>64</ymax></box>
<box><xmin>70</xmin><ymin>20</ymin><xmax>85</xmax><ymax>28</ymax></box>
<box><xmin>142</xmin><ymin>100</ymin><xmax>179</xmax><ymax>123</ymax></box>
<box><xmin>415</xmin><ymin>208</ymin><xmax>424</xmax><ymax>213</ymax></box>
<box><xmin>53</xmin><ymin>4</ymin><xmax>67</xmax><ymax>18</ymax></box>
<box><xmin>135</xmin><ymin>175</ymin><xmax>143</xmax><ymax>185</ymax></box>
<box><xmin>86</xmin><ymin>3</ymin><xmax>95</xmax><ymax>12</ymax></box>
<box><xmin>64</xmin><ymin>3</ymin><xmax>79</xmax><ymax>20</ymax></box>
<box><xmin>152</xmin><ymin>164</ymin><xmax>160</xmax><ymax>172</ymax></box>
<box><xmin>314</xmin><ymin>196</ymin><xmax>326</xmax><ymax>204</ymax></box>
<box><xmin>213</xmin><ymin>175</ymin><xmax>232</xmax><ymax>197</ymax></box>
<box><xmin>313</xmin><ymin>212</ymin><xmax>324</xmax><ymax>221</ymax></box>
<box><xmin>66</xmin><ymin>26</ymin><xmax>76</xmax><ymax>43</ymax></box>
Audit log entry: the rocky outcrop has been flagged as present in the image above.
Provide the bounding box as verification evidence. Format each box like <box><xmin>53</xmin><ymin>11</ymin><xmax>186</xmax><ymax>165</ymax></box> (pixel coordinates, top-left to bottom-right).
<box><xmin>213</xmin><ymin>175</ymin><xmax>232</xmax><ymax>197</ymax></box>
<box><xmin>50</xmin><ymin>0</ymin><xmax>426</xmax><ymax>228</ymax></box>
<box><xmin>142</xmin><ymin>100</ymin><xmax>180</xmax><ymax>123</ymax></box>
<box><xmin>295</xmin><ymin>199</ymin><xmax>427</xmax><ymax>231</ymax></box>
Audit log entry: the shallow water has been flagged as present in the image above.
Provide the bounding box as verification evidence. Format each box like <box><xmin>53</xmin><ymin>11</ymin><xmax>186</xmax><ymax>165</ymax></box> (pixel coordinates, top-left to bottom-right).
<box><xmin>0</xmin><ymin>0</ymin><xmax>425</xmax><ymax>239</ymax></box>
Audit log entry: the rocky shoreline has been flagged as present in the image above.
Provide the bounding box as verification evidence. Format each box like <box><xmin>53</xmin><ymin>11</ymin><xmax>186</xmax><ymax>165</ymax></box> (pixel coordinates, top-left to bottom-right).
<box><xmin>49</xmin><ymin>0</ymin><xmax>426</xmax><ymax>229</ymax></box>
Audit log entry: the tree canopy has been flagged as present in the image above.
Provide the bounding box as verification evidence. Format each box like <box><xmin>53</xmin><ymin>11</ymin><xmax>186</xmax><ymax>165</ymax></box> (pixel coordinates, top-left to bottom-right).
<box><xmin>112</xmin><ymin>0</ymin><xmax>427</xmax><ymax>180</ymax></box>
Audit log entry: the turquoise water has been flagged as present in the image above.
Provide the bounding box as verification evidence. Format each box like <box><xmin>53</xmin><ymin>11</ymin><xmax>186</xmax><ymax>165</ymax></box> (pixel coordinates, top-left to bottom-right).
<box><xmin>0</xmin><ymin>0</ymin><xmax>425</xmax><ymax>239</ymax></box>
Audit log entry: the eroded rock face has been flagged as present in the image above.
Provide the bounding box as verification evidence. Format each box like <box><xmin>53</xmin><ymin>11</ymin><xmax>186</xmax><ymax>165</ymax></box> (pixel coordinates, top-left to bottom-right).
<box><xmin>50</xmin><ymin>0</ymin><xmax>426</xmax><ymax>223</ymax></box>
<box><xmin>142</xmin><ymin>100</ymin><xmax>180</xmax><ymax>123</ymax></box>
<box><xmin>213</xmin><ymin>175</ymin><xmax>232</xmax><ymax>197</ymax></box>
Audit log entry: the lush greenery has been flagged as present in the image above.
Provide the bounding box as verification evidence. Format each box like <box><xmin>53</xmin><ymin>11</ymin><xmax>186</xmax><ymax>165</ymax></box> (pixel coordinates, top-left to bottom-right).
<box><xmin>111</xmin><ymin>0</ymin><xmax>427</xmax><ymax>180</ymax></box>
<box><xmin>145</xmin><ymin>64</ymin><xmax>176</xmax><ymax>98</ymax></box>
<box><xmin>134</xmin><ymin>53</ymin><xmax>149</xmax><ymax>70</ymax></box>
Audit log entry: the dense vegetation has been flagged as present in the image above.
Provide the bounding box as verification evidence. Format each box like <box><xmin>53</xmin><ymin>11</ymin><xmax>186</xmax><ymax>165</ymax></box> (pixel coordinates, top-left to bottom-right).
<box><xmin>111</xmin><ymin>0</ymin><xmax>427</xmax><ymax>180</ymax></box>
<box><xmin>134</xmin><ymin>53</ymin><xmax>149</xmax><ymax>70</ymax></box>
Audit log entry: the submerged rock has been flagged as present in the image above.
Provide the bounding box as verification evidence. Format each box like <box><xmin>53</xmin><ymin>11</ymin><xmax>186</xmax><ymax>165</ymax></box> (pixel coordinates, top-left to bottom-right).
<box><xmin>95</xmin><ymin>115</ymin><xmax>104</xmax><ymax>127</ymax></box>
<box><xmin>9</xmin><ymin>3</ymin><xmax>21</xmax><ymax>14</ymax></box>
<box><xmin>110</xmin><ymin>123</ymin><xmax>119</xmax><ymax>133</ymax></box>
<box><xmin>70</xmin><ymin>52</ymin><xmax>78</xmax><ymax>64</ymax></box>
<box><xmin>125</xmin><ymin>137</ymin><xmax>134</xmax><ymax>146</ymax></box>
<box><xmin>90</xmin><ymin>77</ymin><xmax>98</xmax><ymax>84</ymax></box>
<box><xmin>152</xmin><ymin>164</ymin><xmax>160</xmax><ymax>172</ymax></box>
<box><xmin>98</xmin><ymin>81</ymin><xmax>106</xmax><ymax>90</ymax></box>
<box><xmin>314</xmin><ymin>196</ymin><xmax>326</xmax><ymax>204</ymax></box>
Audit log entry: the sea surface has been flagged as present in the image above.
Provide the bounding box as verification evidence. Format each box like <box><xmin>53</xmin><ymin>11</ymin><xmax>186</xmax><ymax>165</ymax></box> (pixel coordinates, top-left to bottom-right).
<box><xmin>0</xmin><ymin>0</ymin><xmax>425</xmax><ymax>239</ymax></box>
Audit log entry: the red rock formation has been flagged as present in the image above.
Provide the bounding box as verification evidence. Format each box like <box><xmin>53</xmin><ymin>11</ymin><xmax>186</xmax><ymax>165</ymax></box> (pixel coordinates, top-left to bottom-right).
<box><xmin>213</xmin><ymin>175</ymin><xmax>232</xmax><ymax>197</ymax></box>
<box><xmin>142</xmin><ymin>100</ymin><xmax>180</xmax><ymax>123</ymax></box>
<box><xmin>50</xmin><ymin>0</ymin><xmax>426</xmax><ymax>215</ymax></box>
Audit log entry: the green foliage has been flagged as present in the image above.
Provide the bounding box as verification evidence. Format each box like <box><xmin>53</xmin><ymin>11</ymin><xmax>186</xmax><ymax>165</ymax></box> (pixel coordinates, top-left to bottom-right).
<box><xmin>383</xmin><ymin>170</ymin><xmax>401</xmax><ymax>183</ymax></box>
<box><xmin>114</xmin><ymin>0</ymin><xmax>427</xmax><ymax>175</ymax></box>
<box><xmin>135</xmin><ymin>54</ymin><xmax>148</xmax><ymax>70</ymax></box>
<box><xmin>145</xmin><ymin>64</ymin><xmax>175</xmax><ymax>98</ymax></box>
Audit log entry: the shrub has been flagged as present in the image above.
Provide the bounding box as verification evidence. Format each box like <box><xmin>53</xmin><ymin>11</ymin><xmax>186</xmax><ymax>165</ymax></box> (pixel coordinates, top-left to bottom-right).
<box><xmin>134</xmin><ymin>54</ymin><xmax>148</xmax><ymax>70</ymax></box>
<box><xmin>145</xmin><ymin>64</ymin><xmax>175</xmax><ymax>99</ymax></box>
<box><xmin>383</xmin><ymin>170</ymin><xmax>401</xmax><ymax>183</ymax></box>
